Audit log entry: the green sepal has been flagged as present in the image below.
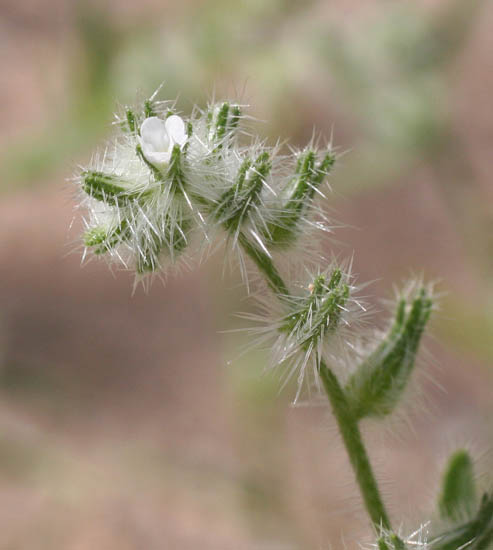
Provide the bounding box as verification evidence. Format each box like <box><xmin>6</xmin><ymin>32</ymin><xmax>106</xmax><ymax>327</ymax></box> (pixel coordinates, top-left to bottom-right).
<box><xmin>215</xmin><ymin>102</ymin><xmax>230</xmax><ymax>141</ymax></box>
<box><xmin>136</xmin><ymin>144</ymin><xmax>165</xmax><ymax>182</ymax></box>
<box><xmin>214</xmin><ymin>152</ymin><xmax>271</xmax><ymax>233</ymax></box>
<box><xmin>84</xmin><ymin>220</ymin><xmax>129</xmax><ymax>255</ymax></box>
<box><xmin>266</xmin><ymin>150</ymin><xmax>336</xmax><ymax>247</ymax></box>
<box><xmin>137</xmin><ymin>142</ymin><xmax>188</xmax><ymax>192</ymax></box>
<box><xmin>211</xmin><ymin>102</ymin><xmax>242</xmax><ymax>149</ymax></box>
<box><xmin>431</xmin><ymin>493</ymin><xmax>493</xmax><ymax>550</ymax></box>
<box><xmin>439</xmin><ymin>450</ymin><xmax>477</xmax><ymax>522</ymax></box>
<box><xmin>82</xmin><ymin>170</ymin><xmax>147</xmax><ymax>205</ymax></box>
<box><xmin>144</xmin><ymin>99</ymin><xmax>157</xmax><ymax>118</ymax></box>
<box><xmin>166</xmin><ymin>144</ymin><xmax>187</xmax><ymax>194</ymax></box>
<box><xmin>345</xmin><ymin>287</ymin><xmax>433</xmax><ymax>420</ymax></box>
<box><xmin>125</xmin><ymin>109</ymin><xmax>136</xmax><ymax>133</ymax></box>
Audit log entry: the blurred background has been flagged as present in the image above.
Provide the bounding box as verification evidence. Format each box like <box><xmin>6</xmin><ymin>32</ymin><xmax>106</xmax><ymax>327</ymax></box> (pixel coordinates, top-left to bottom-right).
<box><xmin>1</xmin><ymin>0</ymin><xmax>492</xmax><ymax>548</ymax></box>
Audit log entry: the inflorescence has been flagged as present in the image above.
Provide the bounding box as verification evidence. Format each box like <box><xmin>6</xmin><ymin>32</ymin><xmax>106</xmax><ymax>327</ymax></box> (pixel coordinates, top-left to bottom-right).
<box><xmin>74</xmin><ymin>92</ymin><xmax>434</xmax><ymax>401</ymax></box>
<box><xmin>76</xmin><ymin>93</ymin><xmax>334</xmax><ymax>283</ymax></box>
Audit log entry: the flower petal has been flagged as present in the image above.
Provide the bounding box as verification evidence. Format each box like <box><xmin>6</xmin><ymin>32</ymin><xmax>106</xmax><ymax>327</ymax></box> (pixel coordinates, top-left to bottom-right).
<box><xmin>143</xmin><ymin>150</ymin><xmax>172</xmax><ymax>168</ymax></box>
<box><xmin>165</xmin><ymin>115</ymin><xmax>187</xmax><ymax>146</ymax></box>
<box><xmin>140</xmin><ymin>117</ymin><xmax>169</xmax><ymax>151</ymax></box>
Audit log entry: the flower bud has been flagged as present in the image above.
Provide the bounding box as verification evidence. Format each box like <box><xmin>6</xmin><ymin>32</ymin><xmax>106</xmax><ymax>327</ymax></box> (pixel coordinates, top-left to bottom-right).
<box><xmin>84</xmin><ymin>220</ymin><xmax>129</xmax><ymax>255</ymax></box>
<box><xmin>266</xmin><ymin>149</ymin><xmax>336</xmax><ymax>247</ymax></box>
<box><xmin>209</xmin><ymin>102</ymin><xmax>242</xmax><ymax>148</ymax></box>
<box><xmin>280</xmin><ymin>268</ymin><xmax>350</xmax><ymax>351</ymax></box>
<box><xmin>439</xmin><ymin>449</ymin><xmax>476</xmax><ymax>522</ymax></box>
<box><xmin>125</xmin><ymin>108</ymin><xmax>136</xmax><ymax>133</ymax></box>
<box><xmin>345</xmin><ymin>284</ymin><xmax>433</xmax><ymax>420</ymax></box>
<box><xmin>82</xmin><ymin>170</ymin><xmax>148</xmax><ymax>205</ymax></box>
<box><xmin>144</xmin><ymin>98</ymin><xmax>157</xmax><ymax>118</ymax></box>
<box><xmin>213</xmin><ymin>151</ymin><xmax>271</xmax><ymax>234</ymax></box>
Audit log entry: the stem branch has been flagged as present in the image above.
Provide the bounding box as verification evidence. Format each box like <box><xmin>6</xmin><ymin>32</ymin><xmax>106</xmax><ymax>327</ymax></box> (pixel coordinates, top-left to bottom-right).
<box><xmin>237</xmin><ymin>231</ymin><xmax>391</xmax><ymax>532</ymax></box>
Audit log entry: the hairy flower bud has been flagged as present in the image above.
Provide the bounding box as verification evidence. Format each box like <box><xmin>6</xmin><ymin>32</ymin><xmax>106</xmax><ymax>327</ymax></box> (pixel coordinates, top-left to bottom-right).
<box><xmin>345</xmin><ymin>282</ymin><xmax>433</xmax><ymax>420</ymax></box>
<box><xmin>241</xmin><ymin>263</ymin><xmax>366</xmax><ymax>401</ymax></box>
<box><xmin>84</xmin><ymin>220</ymin><xmax>129</xmax><ymax>255</ymax></box>
<box><xmin>266</xmin><ymin>149</ymin><xmax>336</xmax><ymax>247</ymax></box>
<box><xmin>82</xmin><ymin>170</ymin><xmax>149</xmax><ymax>206</ymax></box>
<box><xmin>208</xmin><ymin>101</ymin><xmax>242</xmax><ymax>148</ymax></box>
<box><xmin>280</xmin><ymin>269</ymin><xmax>350</xmax><ymax>351</ymax></box>
<box><xmin>439</xmin><ymin>450</ymin><xmax>477</xmax><ymax>523</ymax></box>
<box><xmin>213</xmin><ymin>152</ymin><xmax>271</xmax><ymax>234</ymax></box>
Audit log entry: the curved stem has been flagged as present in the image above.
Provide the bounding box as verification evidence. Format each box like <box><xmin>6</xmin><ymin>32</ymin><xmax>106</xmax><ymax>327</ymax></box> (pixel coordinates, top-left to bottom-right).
<box><xmin>319</xmin><ymin>360</ymin><xmax>391</xmax><ymax>531</ymax></box>
<box><xmin>238</xmin><ymin>230</ymin><xmax>391</xmax><ymax>532</ymax></box>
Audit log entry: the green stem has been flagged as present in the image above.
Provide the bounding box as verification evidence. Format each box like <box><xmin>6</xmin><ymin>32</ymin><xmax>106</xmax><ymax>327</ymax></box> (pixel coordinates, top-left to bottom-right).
<box><xmin>238</xmin><ymin>233</ymin><xmax>289</xmax><ymax>297</ymax></box>
<box><xmin>241</xmin><ymin>236</ymin><xmax>392</xmax><ymax>532</ymax></box>
<box><xmin>195</xmin><ymin>190</ymin><xmax>391</xmax><ymax>532</ymax></box>
<box><xmin>319</xmin><ymin>360</ymin><xmax>392</xmax><ymax>531</ymax></box>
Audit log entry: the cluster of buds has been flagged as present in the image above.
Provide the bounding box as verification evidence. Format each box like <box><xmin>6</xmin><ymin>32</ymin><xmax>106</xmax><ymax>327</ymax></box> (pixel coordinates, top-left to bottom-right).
<box><xmin>76</xmin><ymin>94</ymin><xmax>335</xmax><ymax>281</ymax></box>
<box><xmin>75</xmin><ymin>93</ymin><xmax>435</xmax><ymax>402</ymax></box>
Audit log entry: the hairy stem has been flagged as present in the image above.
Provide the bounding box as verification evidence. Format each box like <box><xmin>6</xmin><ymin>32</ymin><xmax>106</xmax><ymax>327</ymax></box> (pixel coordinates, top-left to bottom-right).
<box><xmin>242</xmin><ymin>243</ymin><xmax>392</xmax><ymax>530</ymax></box>
<box><xmin>238</xmin><ymin>233</ymin><xmax>290</xmax><ymax>297</ymax></box>
<box><xmin>319</xmin><ymin>360</ymin><xmax>391</xmax><ymax>531</ymax></box>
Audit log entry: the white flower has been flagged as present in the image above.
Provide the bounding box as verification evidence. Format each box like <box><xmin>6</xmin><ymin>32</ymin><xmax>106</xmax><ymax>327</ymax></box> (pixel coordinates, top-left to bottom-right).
<box><xmin>138</xmin><ymin>115</ymin><xmax>187</xmax><ymax>169</ymax></box>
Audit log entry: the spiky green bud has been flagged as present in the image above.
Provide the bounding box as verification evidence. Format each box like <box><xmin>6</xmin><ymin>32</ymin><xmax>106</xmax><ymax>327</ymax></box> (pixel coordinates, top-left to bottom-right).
<box><xmin>439</xmin><ymin>449</ymin><xmax>477</xmax><ymax>522</ymax></box>
<box><xmin>82</xmin><ymin>170</ymin><xmax>148</xmax><ymax>205</ymax></box>
<box><xmin>267</xmin><ymin>150</ymin><xmax>336</xmax><ymax>247</ymax></box>
<box><xmin>210</xmin><ymin>102</ymin><xmax>242</xmax><ymax>148</ymax></box>
<box><xmin>144</xmin><ymin>98</ymin><xmax>157</xmax><ymax>118</ymax></box>
<box><xmin>84</xmin><ymin>220</ymin><xmax>129</xmax><ymax>255</ymax></box>
<box><xmin>345</xmin><ymin>285</ymin><xmax>433</xmax><ymax>420</ymax></box>
<box><xmin>125</xmin><ymin>108</ymin><xmax>136</xmax><ymax>133</ymax></box>
<box><xmin>214</xmin><ymin>152</ymin><xmax>271</xmax><ymax>233</ymax></box>
<box><xmin>280</xmin><ymin>268</ymin><xmax>350</xmax><ymax>352</ymax></box>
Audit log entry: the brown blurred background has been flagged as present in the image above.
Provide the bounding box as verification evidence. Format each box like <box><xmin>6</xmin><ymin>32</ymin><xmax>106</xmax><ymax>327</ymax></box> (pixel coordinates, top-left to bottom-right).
<box><xmin>0</xmin><ymin>0</ymin><xmax>492</xmax><ymax>548</ymax></box>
